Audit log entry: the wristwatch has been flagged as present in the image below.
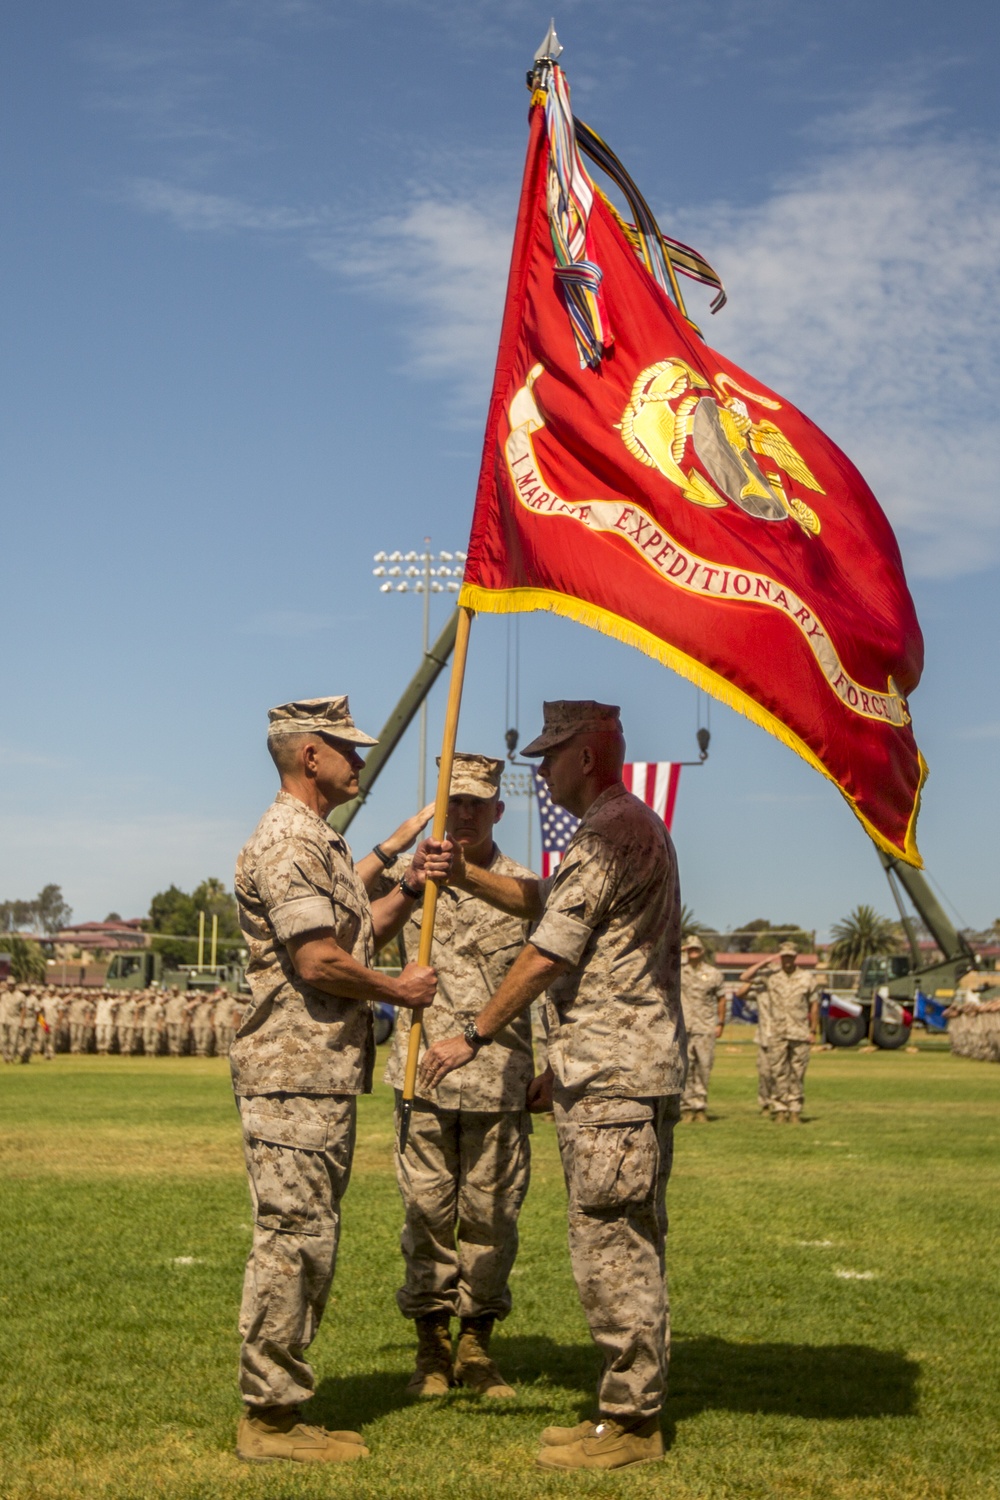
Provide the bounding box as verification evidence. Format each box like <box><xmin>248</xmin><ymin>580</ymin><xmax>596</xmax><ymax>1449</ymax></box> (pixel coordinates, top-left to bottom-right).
<box><xmin>463</xmin><ymin>1020</ymin><xmax>493</xmax><ymax>1050</ymax></box>
<box><xmin>398</xmin><ymin>875</ymin><xmax>421</xmax><ymax>900</ymax></box>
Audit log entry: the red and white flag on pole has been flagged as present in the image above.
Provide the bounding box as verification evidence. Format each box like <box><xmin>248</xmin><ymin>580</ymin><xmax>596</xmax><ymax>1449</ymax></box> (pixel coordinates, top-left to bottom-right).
<box><xmin>533</xmin><ymin>762</ymin><xmax>681</xmax><ymax>876</ymax></box>
<box><xmin>621</xmin><ymin>760</ymin><xmax>681</xmax><ymax>828</ymax></box>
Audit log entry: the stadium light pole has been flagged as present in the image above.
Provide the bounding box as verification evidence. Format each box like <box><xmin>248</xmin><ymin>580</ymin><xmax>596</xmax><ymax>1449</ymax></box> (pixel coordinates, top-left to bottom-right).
<box><xmin>501</xmin><ymin>768</ymin><xmax>535</xmax><ymax>872</ymax></box>
<box><xmin>373</xmin><ymin>540</ymin><xmax>465</xmax><ymax>805</ymax></box>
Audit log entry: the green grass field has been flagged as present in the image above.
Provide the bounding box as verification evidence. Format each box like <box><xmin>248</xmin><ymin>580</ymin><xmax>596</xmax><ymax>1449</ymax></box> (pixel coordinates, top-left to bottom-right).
<box><xmin>1</xmin><ymin>1038</ymin><xmax>998</xmax><ymax>1500</ymax></box>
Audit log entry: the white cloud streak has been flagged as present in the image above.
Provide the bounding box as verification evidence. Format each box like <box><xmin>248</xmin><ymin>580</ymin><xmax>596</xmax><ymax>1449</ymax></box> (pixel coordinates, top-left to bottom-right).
<box><xmin>325</xmin><ymin>100</ymin><xmax>1000</xmax><ymax>572</ymax></box>
<box><xmin>241</xmin><ymin>609</ymin><xmax>363</xmax><ymax>637</ymax></box>
<box><xmin>310</xmin><ymin>196</ymin><xmax>512</xmax><ymax>411</ymax></box>
<box><xmin>124</xmin><ymin>178</ymin><xmax>324</xmax><ymax>233</ymax></box>
<box><xmin>122</xmin><ymin>89</ymin><xmax>1000</xmax><ymax>576</ymax></box>
<box><xmin>676</xmin><ymin>111</ymin><xmax>1000</xmax><ymax>578</ymax></box>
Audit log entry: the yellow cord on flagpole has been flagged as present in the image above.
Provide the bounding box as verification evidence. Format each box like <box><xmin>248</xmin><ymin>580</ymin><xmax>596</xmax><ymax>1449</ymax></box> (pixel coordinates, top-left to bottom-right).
<box><xmin>398</xmin><ymin>605</ymin><xmax>474</xmax><ymax>1152</ymax></box>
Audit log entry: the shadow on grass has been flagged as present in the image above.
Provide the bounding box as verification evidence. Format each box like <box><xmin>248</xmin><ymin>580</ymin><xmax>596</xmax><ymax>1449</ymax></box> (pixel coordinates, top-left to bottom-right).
<box><xmin>312</xmin><ymin>1333</ymin><xmax>918</xmax><ymax>1431</ymax></box>
<box><xmin>668</xmin><ymin>1334</ymin><xmax>919</xmax><ymax>1420</ymax></box>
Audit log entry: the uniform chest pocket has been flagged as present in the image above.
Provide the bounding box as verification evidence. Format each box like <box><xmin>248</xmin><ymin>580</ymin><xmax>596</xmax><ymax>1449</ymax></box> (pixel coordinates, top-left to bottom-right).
<box><xmin>466</xmin><ymin>914</ymin><xmax>523</xmax><ymax>963</ymax></box>
<box><xmin>332</xmin><ymin>876</ymin><xmax>365</xmax><ymax>952</ymax></box>
<box><xmin>567</xmin><ymin>1099</ymin><xmax>658</xmax><ymax>1212</ymax></box>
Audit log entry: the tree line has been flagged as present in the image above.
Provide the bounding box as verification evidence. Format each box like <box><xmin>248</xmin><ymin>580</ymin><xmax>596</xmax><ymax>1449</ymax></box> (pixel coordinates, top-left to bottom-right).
<box><xmin>678</xmin><ymin>905</ymin><xmax>988</xmax><ymax>968</ymax></box>
<box><xmin>1</xmin><ymin>878</ymin><xmax>244</xmax><ymax>979</ymax></box>
<box><xmin>0</xmin><ymin>885</ymin><xmax>73</xmax><ymax>935</ymax></box>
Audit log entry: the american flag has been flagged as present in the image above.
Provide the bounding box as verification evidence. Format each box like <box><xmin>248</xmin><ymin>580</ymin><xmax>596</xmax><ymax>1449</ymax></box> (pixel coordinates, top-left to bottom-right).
<box><xmin>532</xmin><ymin>761</ymin><xmax>681</xmax><ymax>877</ymax></box>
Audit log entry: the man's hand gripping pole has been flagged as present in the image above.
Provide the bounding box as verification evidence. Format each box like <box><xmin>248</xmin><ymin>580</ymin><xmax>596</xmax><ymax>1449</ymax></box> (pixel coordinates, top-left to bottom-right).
<box><xmin>398</xmin><ymin>605</ymin><xmax>473</xmax><ymax>1154</ymax></box>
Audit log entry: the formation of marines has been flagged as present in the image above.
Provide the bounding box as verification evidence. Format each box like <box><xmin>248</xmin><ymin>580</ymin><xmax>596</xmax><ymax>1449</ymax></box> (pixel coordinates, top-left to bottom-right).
<box><xmin>0</xmin><ymin>980</ymin><xmax>246</xmax><ymax>1062</ymax></box>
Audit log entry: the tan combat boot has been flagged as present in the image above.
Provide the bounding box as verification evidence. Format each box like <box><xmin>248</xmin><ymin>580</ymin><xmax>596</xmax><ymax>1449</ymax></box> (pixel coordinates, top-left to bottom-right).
<box><xmin>536</xmin><ymin>1414</ymin><xmax>663</xmax><ymax>1471</ymax></box>
<box><xmin>236</xmin><ymin>1406</ymin><xmax>368</xmax><ymax>1464</ymax></box>
<box><xmin>540</xmin><ymin>1419</ymin><xmax>596</xmax><ymax>1446</ymax></box>
<box><xmin>406</xmin><ymin>1312</ymin><xmax>454</xmax><ymax>1397</ymax></box>
<box><xmin>454</xmin><ymin>1315</ymin><xmax>515</xmax><ymax>1397</ymax></box>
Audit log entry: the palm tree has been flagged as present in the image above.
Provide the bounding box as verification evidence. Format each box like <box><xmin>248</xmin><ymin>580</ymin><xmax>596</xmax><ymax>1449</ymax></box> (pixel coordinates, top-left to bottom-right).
<box><xmin>679</xmin><ymin>905</ymin><xmax>714</xmax><ymax>943</ymax></box>
<box><xmin>828</xmin><ymin>905</ymin><xmax>899</xmax><ymax>969</ymax></box>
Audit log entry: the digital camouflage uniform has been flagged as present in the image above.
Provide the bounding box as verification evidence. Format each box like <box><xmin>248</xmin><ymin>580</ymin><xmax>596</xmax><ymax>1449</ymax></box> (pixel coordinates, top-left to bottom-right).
<box><xmin>40</xmin><ymin>990</ymin><xmax>61</xmax><ymax>1058</ymax></box>
<box><xmin>94</xmin><ymin>993</ymin><xmax>119</xmax><ymax>1054</ymax></box>
<box><xmin>233</xmin><ymin>787</ymin><xmax>376</xmax><ymax>1412</ymax></box>
<box><xmin>748</xmin><ymin>965</ymin><xmax>818</xmax><ymax>1117</ymax></box>
<box><xmin>191</xmin><ymin>997</ymin><xmax>216</xmax><ymax>1056</ymax></box>
<box><xmin>68</xmin><ymin>993</ymin><xmax>91</xmax><ymax>1053</ymax></box>
<box><xmin>2</xmin><ymin>985</ymin><xmax>25</xmax><ymax>1062</ymax></box>
<box><xmin>143</xmin><ymin>995</ymin><xmax>165</xmax><ymax>1056</ymax></box>
<box><xmin>131</xmin><ymin>995</ymin><xmax>148</xmax><ymax>1054</ymax></box>
<box><xmin>13</xmin><ymin>987</ymin><xmax>40</xmax><ymax>1063</ymax></box>
<box><xmin>164</xmin><ymin>992</ymin><xmax>192</xmax><ymax>1056</ymax></box>
<box><xmin>212</xmin><ymin>994</ymin><xmax>241</xmax><ymax>1057</ymax></box>
<box><xmin>530</xmin><ymin>780</ymin><xmax>684</xmax><ymax>1421</ymax></box>
<box><xmin>115</xmin><ymin>994</ymin><xmax>138</xmax><ymax>1056</ymax></box>
<box><xmin>384</xmin><ymin>845</ymin><xmax>534</xmax><ymax>1325</ymax></box>
<box><xmin>680</xmin><ymin>958</ymin><xmax>725</xmax><ymax>1116</ymax></box>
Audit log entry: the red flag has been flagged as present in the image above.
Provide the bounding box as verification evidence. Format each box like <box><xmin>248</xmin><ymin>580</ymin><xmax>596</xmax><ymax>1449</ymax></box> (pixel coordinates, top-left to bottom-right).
<box><xmin>460</xmin><ymin>77</ymin><xmax>926</xmax><ymax>864</ymax></box>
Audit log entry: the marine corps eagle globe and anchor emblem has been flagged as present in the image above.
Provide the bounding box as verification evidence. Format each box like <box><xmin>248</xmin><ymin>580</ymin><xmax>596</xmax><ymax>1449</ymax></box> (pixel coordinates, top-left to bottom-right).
<box><xmin>618</xmin><ymin>360</ymin><xmax>824</xmax><ymax>535</ymax></box>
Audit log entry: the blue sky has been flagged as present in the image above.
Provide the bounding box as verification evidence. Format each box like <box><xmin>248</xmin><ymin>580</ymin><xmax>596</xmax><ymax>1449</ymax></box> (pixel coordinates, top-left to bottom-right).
<box><xmin>1</xmin><ymin>0</ymin><xmax>997</xmax><ymax>938</ymax></box>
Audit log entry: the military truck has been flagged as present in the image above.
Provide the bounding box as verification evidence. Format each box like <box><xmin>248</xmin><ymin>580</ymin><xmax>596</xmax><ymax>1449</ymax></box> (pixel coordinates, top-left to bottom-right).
<box><xmin>823</xmin><ymin>850</ymin><xmax>977</xmax><ymax>1049</ymax></box>
<box><xmin>106</xmin><ymin>951</ymin><xmax>248</xmax><ymax>994</ymax></box>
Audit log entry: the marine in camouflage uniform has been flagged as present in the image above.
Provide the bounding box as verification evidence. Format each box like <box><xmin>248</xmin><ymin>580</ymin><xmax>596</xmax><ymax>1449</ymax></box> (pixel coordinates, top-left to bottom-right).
<box><xmin>115</xmin><ymin>992</ymin><xmax>138</xmax><ymax>1056</ymax></box>
<box><xmin>39</xmin><ymin>988</ymin><xmax>62</xmax><ymax>1059</ymax></box>
<box><xmin>212</xmin><ymin>992</ymin><xmax>240</xmax><ymax>1057</ymax></box>
<box><xmin>231</xmin><ymin>695</ymin><xmax>445</xmax><ymax>1466</ymax></box>
<box><xmin>94</xmin><ymin>991</ymin><xmax>119</xmax><ymax>1055</ymax></box>
<box><xmin>164</xmin><ymin>989</ymin><xmax>194</xmax><ymax>1055</ymax></box>
<box><xmin>142</xmin><ymin>993</ymin><xmax>165</xmax><ymax>1056</ymax></box>
<box><xmin>68</xmin><ymin>992</ymin><xmax>91</xmax><ymax>1053</ymax></box>
<box><xmin>191</xmin><ymin>995</ymin><xmax>216</xmax><ymax>1056</ymax></box>
<box><xmin>380</xmin><ymin>753</ymin><xmax>534</xmax><ymax>1400</ymax></box>
<box><xmin>679</xmin><ymin>936</ymin><xmax>726</xmax><ymax>1120</ymax></box>
<box><xmin>420</xmin><ymin>702</ymin><xmax>684</xmax><ymax>1473</ymax></box>
<box><xmin>1</xmin><ymin>981</ymin><xmax>23</xmax><ymax>1062</ymax></box>
<box><xmin>738</xmin><ymin>944</ymin><xmax>819</xmax><ymax>1121</ymax></box>
<box><xmin>13</xmin><ymin>986</ymin><xmax>40</xmax><ymax>1063</ymax></box>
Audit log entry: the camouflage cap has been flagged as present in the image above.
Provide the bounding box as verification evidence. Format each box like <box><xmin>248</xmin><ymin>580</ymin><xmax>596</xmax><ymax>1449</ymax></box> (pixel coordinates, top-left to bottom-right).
<box><xmin>683</xmin><ymin>934</ymin><xmax>706</xmax><ymax>952</ymax></box>
<box><xmin>778</xmin><ymin>941</ymin><xmax>799</xmax><ymax>957</ymax></box>
<box><xmin>267</xmin><ymin>695</ymin><xmax>377</xmax><ymax>747</ymax></box>
<box><xmin>522</xmin><ymin>700</ymin><xmax>622</xmax><ymax>757</ymax></box>
<box><xmin>439</xmin><ymin>751</ymin><xmax>505</xmax><ymax>800</ymax></box>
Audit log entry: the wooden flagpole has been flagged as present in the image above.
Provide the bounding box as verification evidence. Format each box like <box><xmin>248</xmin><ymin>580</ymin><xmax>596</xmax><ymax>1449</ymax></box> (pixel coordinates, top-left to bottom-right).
<box><xmin>398</xmin><ymin>604</ymin><xmax>474</xmax><ymax>1153</ymax></box>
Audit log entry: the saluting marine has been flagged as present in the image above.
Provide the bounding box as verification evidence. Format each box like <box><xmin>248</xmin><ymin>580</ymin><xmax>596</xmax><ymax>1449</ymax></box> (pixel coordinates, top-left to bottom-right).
<box><xmin>679</xmin><ymin>935</ymin><xmax>726</xmax><ymax>1121</ymax></box>
<box><xmin>734</xmin><ymin>943</ymin><xmax>820</xmax><ymax>1122</ymax></box>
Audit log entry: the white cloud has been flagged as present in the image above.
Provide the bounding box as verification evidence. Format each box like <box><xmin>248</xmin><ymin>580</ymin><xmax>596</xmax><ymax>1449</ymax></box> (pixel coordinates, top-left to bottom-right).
<box><xmin>956</xmin><ymin>722</ymin><xmax>1000</xmax><ymax>742</ymax></box>
<box><xmin>0</xmin><ymin>743</ymin><xmax>69</xmax><ymax>770</ymax></box>
<box><xmin>241</xmin><ymin>609</ymin><xmax>362</xmax><ymax>637</ymax></box>
<box><xmin>310</xmin><ymin>195</ymin><xmax>513</xmax><ymax>410</ymax></box>
<box><xmin>676</xmin><ymin>114</ymin><xmax>1000</xmax><ymax>578</ymax></box>
<box><xmin>116</xmin><ymin>83</ymin><xmax>1000</xmax><ymax>575</ymax></box>
<box><xmin>325</xmin><ymin>103</ymin><xmax>1000</xmax><ymax>570</ymax></box>
<box><xmin>125</xmin><ymin>178</ymin><xmax>323</xmax><ymax>233</ymax></box>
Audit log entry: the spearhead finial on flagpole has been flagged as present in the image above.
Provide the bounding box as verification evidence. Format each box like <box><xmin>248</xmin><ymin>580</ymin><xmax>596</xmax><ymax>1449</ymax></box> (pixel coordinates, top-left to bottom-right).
<box><xmin>535</xmin><ymin>19</ymin><xmax>562</xmax><ymax>64</ymax></box>
<box><xmin>528</xmin><ymin>18</ymin><xmax>562</xmax><ymax>88</ymax></box>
